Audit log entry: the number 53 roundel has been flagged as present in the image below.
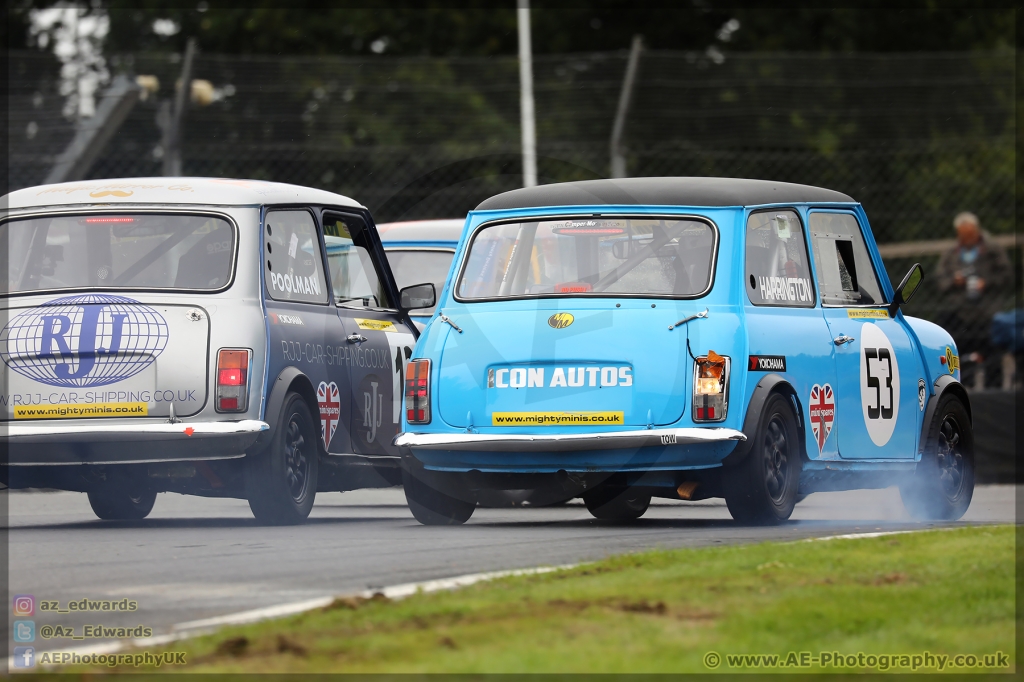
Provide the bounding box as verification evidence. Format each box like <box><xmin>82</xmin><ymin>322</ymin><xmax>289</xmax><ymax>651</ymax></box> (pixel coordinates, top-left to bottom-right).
<box><xmin>859</xmin><ymin>322</ymin><xmax>900</xmax><ymax>446</ymax></box>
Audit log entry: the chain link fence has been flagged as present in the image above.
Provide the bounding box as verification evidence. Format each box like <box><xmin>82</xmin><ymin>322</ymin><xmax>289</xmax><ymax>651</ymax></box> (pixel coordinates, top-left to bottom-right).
<box><xmin>7</xmin><ymin>47</ymin><xmax>1017</xmax><ymax>372</ymax></box>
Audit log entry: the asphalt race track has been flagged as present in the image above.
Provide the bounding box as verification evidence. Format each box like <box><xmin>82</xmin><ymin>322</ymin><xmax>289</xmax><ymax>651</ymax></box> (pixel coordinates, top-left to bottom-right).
<box><xmin>5</xmin><ymin>485</ymin><xmax>1016</xmax><ymax>655</ymax></box>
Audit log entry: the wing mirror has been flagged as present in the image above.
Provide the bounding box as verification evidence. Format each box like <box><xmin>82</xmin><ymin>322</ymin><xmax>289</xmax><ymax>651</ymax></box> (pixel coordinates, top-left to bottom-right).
<box><xmin>399</xmin><ymin>282</ymin><xmax>436</xmax><ymax>311</ymax></box>
<box><xmin>889</xmin><ymin>263</ymin><xmax>923</xmax><ymax>317</ymax></box>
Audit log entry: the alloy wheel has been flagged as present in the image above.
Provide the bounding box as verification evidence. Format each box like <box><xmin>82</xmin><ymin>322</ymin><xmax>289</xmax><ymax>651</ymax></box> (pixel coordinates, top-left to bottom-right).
<box><xmin>763</xmin><ymin>416</ymin><xmax>789</xmax><ymax>503</ymax></box>
<box><xmin>936</xmin><ymin>415</ymin><xmax>965</xmax><ymax>499</ymax></box>
<box><xmin>284</xmin><ymin>417</ymin><xmax>309</xmax><ymax>502</ymax></box>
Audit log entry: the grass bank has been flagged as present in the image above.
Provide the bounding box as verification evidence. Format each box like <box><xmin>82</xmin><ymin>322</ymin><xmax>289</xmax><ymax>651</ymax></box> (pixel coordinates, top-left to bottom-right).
<box><xmin>69</xmin><ymin>525</ymin><xmax>1015</xmax><ymax>674</ymax></box>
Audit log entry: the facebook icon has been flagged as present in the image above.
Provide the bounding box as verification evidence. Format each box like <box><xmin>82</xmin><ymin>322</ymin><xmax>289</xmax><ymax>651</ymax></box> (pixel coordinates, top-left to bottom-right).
<box><xmin>13</xmin><ymin>646</ymin><xmax>35</xmax><ymax>668</ymax></box>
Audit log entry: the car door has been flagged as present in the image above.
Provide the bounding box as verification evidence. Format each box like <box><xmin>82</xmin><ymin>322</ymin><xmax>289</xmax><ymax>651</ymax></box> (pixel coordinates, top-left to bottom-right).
<box><xmin>263</xmin><ymin>207</ymin><xmax>351</xmax><ymax>454</ymax></box>
<box><xmin>743</xmin><ymin>209</ymin><xmax>840</xmax><ymax>460</ymax></box>
<box><xmin>322</xmin><ymin>211</ymin><xmax>415</xmax><ymax>457</ymax></box>
<box><xmin>809</xmin><ymin>210</ymin><xmax>923</xmax><ymax>459</ymax></box>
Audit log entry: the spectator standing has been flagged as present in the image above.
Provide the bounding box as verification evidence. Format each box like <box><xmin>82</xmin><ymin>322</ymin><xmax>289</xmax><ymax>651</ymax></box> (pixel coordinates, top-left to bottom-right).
<box><xmin>935</xmin><ymin>212</ymin><xmax>1012</xmax><ymax>388</ymax></box>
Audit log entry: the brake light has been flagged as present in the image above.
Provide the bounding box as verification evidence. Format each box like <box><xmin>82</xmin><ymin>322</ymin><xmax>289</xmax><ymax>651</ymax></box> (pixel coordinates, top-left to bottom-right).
<box><xmin>693</xmin><ymin>350</ymin><xmax>729</xmax><ymax>422</ymax></box>
<box><xmin>216</xmin><ymin>348</ymin><xmax>250</xmax><ymax>413</ymax></box>
<box><xmin>552</xmin><ymin>227</ymin><xmax>624</xmax><ymax>235</ymax></box>
<box><xmin>405</xmin><ymin>359</ymin><xmax>431</xmax><ymax>424</ymax></box>
<box><xmin>82</xmin><ymin>217</ymin><xmax>135</xmax><ymax>224</ymax></box>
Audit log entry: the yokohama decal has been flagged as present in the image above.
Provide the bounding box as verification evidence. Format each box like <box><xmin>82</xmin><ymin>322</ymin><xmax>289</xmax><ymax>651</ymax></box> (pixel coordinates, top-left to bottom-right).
<box><xmin>748</xmin><ymin>355</ymin><xmax>786</xmax><ymax>372</ymax></box>
<box><xmin>317</xmin><ymin>381</ymin><xmax>341</xmax><ymax>447</ymax></box>
<box><xmin>808</xmin><ymin>383</ymin><xmax>835</xmax><ymax>454</ymax></box>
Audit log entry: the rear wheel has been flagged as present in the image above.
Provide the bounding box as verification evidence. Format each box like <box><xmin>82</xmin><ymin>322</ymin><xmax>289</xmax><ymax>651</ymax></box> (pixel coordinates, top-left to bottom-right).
<box><xmin>900</xmin><ymin>394</ymin><xmax>974</xmax><ymax>521</ymax></box>
<box><xmin>87</xmin><ymin>484</ymin><xmax>157</xmax><ymax>520</ymax></box>
<box><xmin>246</xmin><ymin>392</ymin><xmax>318</xmax><ymax>525</ymax></box>
<box><xmin>583</xmin><ymin>487</ymin><xmax>651</xmax><ymax>521</ymax></box>
<box><xmin>403</xmin><ymin>469</ymin><xmax>475</xmax><ymax>525</ymax></box>
<box><xmin>724</xmin><ymin>393</ymin><xmax>801</xmax><ymax>525</ymax></box>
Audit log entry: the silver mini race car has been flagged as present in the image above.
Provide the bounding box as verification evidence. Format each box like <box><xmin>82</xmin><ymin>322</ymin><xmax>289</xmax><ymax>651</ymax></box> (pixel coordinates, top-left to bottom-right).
<box><xmin>1</xmin><ymin>178</ymin><xmax>436</xmax><ymax>524</ymax></box>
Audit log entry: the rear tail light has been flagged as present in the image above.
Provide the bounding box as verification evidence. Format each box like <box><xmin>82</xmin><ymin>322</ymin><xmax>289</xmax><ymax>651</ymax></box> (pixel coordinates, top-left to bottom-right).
<box><xmin>693</xmin><ymin>350</ymin><xmax>729</xmax><ymax>422</ymax></box>
<box><xmin>216</xmin><ymin>348</ymin><xmax>251</xmax><ymax>413</ymax></box>
<box><xmin>405</xmin><ymin>359</ymin><xmax>431</xmax><ymax>424</ymax></box>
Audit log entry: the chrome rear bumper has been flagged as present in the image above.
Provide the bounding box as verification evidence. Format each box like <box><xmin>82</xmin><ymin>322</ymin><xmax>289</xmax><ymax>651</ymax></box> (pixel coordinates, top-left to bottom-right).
<box><xmin>395</xmin><ymin>427</ymin><xmax>745</xmax><ymax>452</ymax></box>
<box><xmin>2</xmin><ymin>420</ymin><xmax>269</xmax><ymax>465</ymax></box>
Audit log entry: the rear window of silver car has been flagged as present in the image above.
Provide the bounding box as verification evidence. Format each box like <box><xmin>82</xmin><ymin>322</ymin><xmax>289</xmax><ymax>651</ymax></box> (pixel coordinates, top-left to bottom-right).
<box><xmin>2</xmin><ymin>213</ymin><xmax>235</xmax><ymax>295</ymax></box>
<box><xmin>384</xmin><ymin>248</ymin><xmax>454</xmax><ymax>315</ymax></box>
<box><xmin>456</xmin><ymin>216</ymin><xmax>716</xmax><ymax>300</ymax></box>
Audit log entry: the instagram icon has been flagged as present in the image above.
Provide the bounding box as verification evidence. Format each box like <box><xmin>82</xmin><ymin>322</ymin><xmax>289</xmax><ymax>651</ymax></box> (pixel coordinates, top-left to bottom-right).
<box><xmin>12</xmin><ymin>595</ymin><xmax>34</xmax><ymax>617</ymax></box>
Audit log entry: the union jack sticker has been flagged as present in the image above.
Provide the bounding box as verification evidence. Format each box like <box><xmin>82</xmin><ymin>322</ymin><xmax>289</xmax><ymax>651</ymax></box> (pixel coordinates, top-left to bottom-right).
<box><xmin>808</xmin><ymin>383</ymin><xmax>835</xmax><ymax>454</ymax></box>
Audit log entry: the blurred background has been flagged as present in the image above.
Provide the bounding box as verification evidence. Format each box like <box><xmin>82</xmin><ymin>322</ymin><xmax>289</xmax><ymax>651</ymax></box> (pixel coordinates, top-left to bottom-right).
<box><xmin>4</xmin><ymin>3</ymin><xmax>1019</xmax><ymax>437</ymax></box>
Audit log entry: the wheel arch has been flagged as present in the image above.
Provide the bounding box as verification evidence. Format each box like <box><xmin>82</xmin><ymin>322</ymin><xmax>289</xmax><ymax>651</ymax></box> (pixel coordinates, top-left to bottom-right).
<box><xmin>252</xmin><ymin>366</ymin><xmax>323</xmax><ymax>455</ymax></box>
<box><xmin>920</xmin><ymin>375</ymin><xmax>972</xmax><ymax>455</ymax></box>
<box><xmin>723</xmin><ymin>373</ymin><xmax>807</xmax><ymax>467</ymax></box>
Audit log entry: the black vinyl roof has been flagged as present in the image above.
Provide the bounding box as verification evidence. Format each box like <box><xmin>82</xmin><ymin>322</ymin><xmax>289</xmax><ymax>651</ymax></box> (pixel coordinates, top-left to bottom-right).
<box><xmin>475</xmin><ymin>177</ymin><xmax>855</xmax><ymax>211</ymax></box>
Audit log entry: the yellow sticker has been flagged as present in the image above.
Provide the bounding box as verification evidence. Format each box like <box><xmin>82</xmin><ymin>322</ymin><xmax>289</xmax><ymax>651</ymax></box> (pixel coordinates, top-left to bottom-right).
<box><xmin>355</xmin><ymin>318</ymin><xmax>398</xmax><ymax>333</ymax></box>
<box><xmin>945</xmin><ymin>347</ymin><xmax>960</xmax><ymax>373</ymax></box>
<box><xmin>847</xmin><ymin>309</ymin><xmax>889</xmax><ymax>319</ymax></box>
<box><xmin>14</xmin><ymin>402</ymin><xmax>148</xmax><ymax>419</ymax></box>
<box><xmin>548</xmin><ymin>313</ymin><xmax>574</xmax><ymax>329</ymax></box>
<box><xmin>492</xmin><ymin>411</ymin><xmax>624</xmax><ymax>426</ymax></box>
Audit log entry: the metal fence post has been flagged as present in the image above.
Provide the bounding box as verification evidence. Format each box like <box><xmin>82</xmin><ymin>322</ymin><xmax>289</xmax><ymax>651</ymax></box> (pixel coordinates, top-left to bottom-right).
<box><xmin>162</xmin><ymin>38</ymin><xmax>197</xmax><ymax>177</ymax></box>
<box><xmin>43</xmin><ymin>75</ymin><xmax>141</xmax><ymax>184</ymax></box>
<box><xmin>517</xmin><ymin>0</ymin><xmax>537</xmax><ymax>188</ymax></box>
<box><xmin>610</xmin><ymin>35</ymin><xmax>643</xmax><ymax>179</ymax></box>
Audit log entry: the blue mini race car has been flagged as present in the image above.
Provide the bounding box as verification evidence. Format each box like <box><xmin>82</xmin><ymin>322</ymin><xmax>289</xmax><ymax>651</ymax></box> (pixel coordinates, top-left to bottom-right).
<box><xmin>396</xmin><ymin>178</ymin><xmax>973</xmax><ymax>526</ymax></box>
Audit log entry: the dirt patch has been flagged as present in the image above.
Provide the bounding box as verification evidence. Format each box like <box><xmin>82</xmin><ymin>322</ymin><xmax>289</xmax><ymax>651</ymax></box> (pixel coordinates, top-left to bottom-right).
<box><xmin>215</xmin><ymin>636</ymin><xmax>249</xmax><ymax>657</ymax></box>
<box><xmin>874</xmin><ymin>572</ymin><xmax>908</xmax><ymax>585</ymax></box>
<box><xmin>619</xmin><ymin>600</ymin><xmax>667</xmax><ymax>615</ymax></box>
<box><xmin>546</xmin><ymin>598</ymin><xmax>593</xmax><ymax>613</ymax></box>
<box><xmin>276</xmin><ymin>634</ymin><xmax>308</xmax><ymax>656</ymax></box>
<box><xmin>323</xmin><ymin>592</ymin><xmax>391</xmax><ymax>611</ymax></box>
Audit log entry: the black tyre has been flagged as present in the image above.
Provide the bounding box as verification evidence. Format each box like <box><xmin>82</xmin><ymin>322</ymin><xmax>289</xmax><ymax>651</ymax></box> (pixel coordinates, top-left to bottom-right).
<box><xmin>724</xmin><ymin>393</ymin><xmax>801</xmax><ymax>525</ymax></box>
<box><xmin>87</xmin><ymin>484</ymin><xmax>157</xmax><ymax>520</ymax></box>
<box><xmin>900</xmin><ymin>394</ymin><xmax>974</xmax><ymax>521</ymax></box>
<box><xmin>583</xmin><ymin>487</ymin><xmax>651</xmax><ymax>521</ymax></box>
<box><xmin>246</xmin><ymin>392</ymin><xmax>318</xmax><ymax>525</ymax></box>
<box><xmin>403</xmin><ymin>469</ymin><xmax>475</xmax><ymax>525</ymax></box>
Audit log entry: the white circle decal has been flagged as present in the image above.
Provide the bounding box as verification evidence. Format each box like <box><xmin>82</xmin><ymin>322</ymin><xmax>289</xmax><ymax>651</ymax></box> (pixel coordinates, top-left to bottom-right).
<box><xmin>859</xmin><ymin>322</ymin><xmax>900</xmax><ymax>446</ymax></box>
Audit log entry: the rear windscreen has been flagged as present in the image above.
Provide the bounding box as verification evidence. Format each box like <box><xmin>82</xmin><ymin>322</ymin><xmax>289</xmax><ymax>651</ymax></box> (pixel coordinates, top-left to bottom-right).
<box><xmin>2</xmin><ymin>213</ymin><xmax>235</xmax><ymax>295</ymax></box>
<box><xmin>457</xmin><ymin>217</ymin><xmax>716</xmax><ymax>300</ymax></box>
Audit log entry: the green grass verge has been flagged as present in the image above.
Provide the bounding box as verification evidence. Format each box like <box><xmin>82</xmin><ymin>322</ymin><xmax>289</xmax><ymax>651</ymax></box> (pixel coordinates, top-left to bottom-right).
<box><xmin>65</xmin><ymin>525</ymin><xmax>1014</xmax><ymax>674</ymax></box>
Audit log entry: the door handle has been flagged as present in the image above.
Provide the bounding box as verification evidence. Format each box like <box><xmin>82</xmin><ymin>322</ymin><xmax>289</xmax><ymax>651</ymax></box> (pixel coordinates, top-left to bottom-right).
<box><xmin>347</xmin><ymin>334</ymin><xmax>367</xmax><ymax>344</ymax></box>
<box><xmin>833</xmin><ymin>334</ymin><xmax>856</xmax><ymax>346</ymax></box>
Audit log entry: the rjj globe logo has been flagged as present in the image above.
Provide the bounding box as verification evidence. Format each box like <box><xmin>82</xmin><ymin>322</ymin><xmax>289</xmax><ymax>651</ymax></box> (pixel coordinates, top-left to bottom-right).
<box><xmin>0</xmin><ymin>294</ymin><xmax>170</xmax><ymax>388</ymax></box>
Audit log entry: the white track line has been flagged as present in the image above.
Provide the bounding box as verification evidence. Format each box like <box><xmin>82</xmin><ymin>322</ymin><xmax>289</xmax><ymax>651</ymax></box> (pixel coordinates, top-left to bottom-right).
<box><xmin>805</xmin><ymin>526</ymin><xmax>965</xmax><ymax>542</ymax></box>
<box><xmin>10</xmin><ymin>564</ymin><xmax>575</xmax><ymax>671</ymax></box>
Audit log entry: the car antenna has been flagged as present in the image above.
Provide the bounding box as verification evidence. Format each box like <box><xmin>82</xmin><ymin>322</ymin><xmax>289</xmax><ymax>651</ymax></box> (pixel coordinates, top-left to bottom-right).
<box><xmin>667</xmin><ymin>307</ymin><xmax>708</xmax><ymax>330</ymax></box>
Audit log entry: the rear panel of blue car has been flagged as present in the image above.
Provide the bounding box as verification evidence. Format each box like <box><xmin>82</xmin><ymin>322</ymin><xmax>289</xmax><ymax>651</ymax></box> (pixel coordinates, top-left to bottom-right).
<box><xmin>405</xmin><ymin>201</ymin><xmax>933</xmax><ymax>473</ymax></box>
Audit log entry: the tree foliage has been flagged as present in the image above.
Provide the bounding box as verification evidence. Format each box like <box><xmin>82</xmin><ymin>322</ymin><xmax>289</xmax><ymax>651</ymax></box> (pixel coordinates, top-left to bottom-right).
<box><xmin>5</xmin><ymin>1</ymin><xmax>1015</xmax><ymax>55</ymax></box>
